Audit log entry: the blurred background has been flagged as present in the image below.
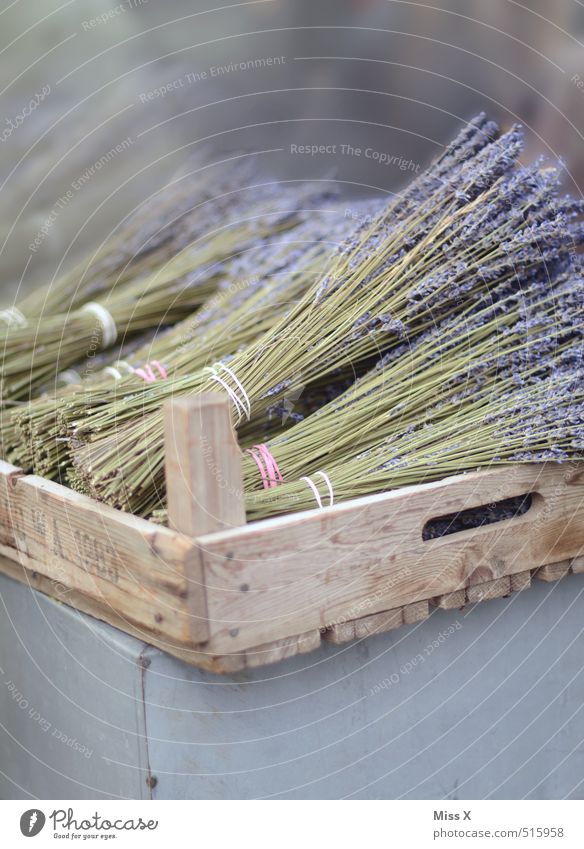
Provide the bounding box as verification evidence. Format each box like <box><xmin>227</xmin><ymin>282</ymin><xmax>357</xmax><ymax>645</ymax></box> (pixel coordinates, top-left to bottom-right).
<box><xmin>1</xmin><ymin>0</ymin><xmax>584</xmax><ymax>301</ymax></box>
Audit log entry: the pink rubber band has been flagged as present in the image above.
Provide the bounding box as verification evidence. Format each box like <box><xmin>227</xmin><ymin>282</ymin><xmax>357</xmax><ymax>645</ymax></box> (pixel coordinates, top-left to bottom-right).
<box><xmin>256</xmin><ymin>444</ymin><xmax>283</xmax><ymax>487</ymax></box>
<box><xmin>247</xmin><ymin>444</ymin><xmax>283</xmax><ymax>489</ymax></box>
<box><xmin>151</xmin><ymin>360</ymin><xmax>167</xmax><ymax>379</ymax></box>
<box><xmin>247</xmin><ymin>448</ymin><xmax>269</xmax><ymax>489</ymax></box>
<box><xmin>134</xmin><ymin>361</ymin><xmax>167</xmax><ymax>383</ymax></box>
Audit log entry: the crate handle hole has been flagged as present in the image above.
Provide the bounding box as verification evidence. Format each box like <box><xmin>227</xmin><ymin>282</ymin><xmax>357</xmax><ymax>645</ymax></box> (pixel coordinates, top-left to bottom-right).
<box><xmin>422</xmin><ymin>492</ymin><xmax>534</xmax><ymax>541</ymax></box>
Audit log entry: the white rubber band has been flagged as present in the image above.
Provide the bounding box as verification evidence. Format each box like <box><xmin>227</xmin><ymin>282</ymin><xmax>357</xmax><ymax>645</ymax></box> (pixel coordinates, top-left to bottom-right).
<box><xmin>57</xmin><ymin>369</ymin><xmax>82</xmax><ymax>385</ymax></box>
<box><xmin>315</xmin><ymin>470</ymin><xmax>334</xmax><ymax>507</ymax></box>
<box><xmin>218</xmin><ymin>362</ymin><xmax>251</xmax><ymax>419</ymax></box>
<box><xmin>0</xmin><ymin>307</ymin><xmax>27</xmax><ymax>328</ymax></box>
<box><xmin>81</xmin><ymin>302</ymin><xmax>118</xmax><ymax>347</ymax></box>
<box><xmin>203</xmin><ymin>362</ymin><xmax>250</xmax><ymax>423</ymax></box>
<box><xmin>207</xmin><ymin>371</ymin><xmax>247</xmax><ymax>423</ymax></box>
<box><xmin>301</xmin><ymin>476</ymin><xmax>323</xmax><ymax>509</ymax></box>
<box><xmin>103</xmin><ymin>366</ymin><xmax>122</xmax><ymax>380</ymax></box>
<box><xmin>301</xmin><ymin>471</ymin><xmax>334</xmax><ymax>509</ymax></box>
<box><xmin>113</xmin><ymin>360</ymin><xmax>135</xmax><ymax>374</ymax></box>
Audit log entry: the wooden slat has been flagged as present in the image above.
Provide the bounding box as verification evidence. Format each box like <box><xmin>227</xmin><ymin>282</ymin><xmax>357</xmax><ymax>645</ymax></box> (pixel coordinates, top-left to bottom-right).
<box><xmin>466</xmin><ymin>576</ymin><xmax>511</xmax><ymax>604</ymax></box>
<box><xmin>535</xmin><ymin>560</ymin><xmax>572</xmax><ymax>582</ymax></box>
<box><xmin>0</xmin><ymin>460</ymin><xmax>208</xmax><ymax>644</ymax></box>
<box><xmin>244</xmin><ymin>630</ymin><xmax>321</xmax><ymax>668</ymax></box>
<box><xmin>197</xmin><ymin>463</ymin><xmax>584</xmax><ymax>653</ymax></box>
<box><xmin>354</xmin><ymin>607</ymin><xmax>403</xmax><ymax>639</ymax></box>
<box><xmin>510</xmin><ymin>570</ymin><xmax>532</xmax><ymax>592</ymax></box>
<box><xmin>432</xmin><ymin>590</ymin><xmax>467</xmax><ymax>610</ymax></box>
<box><xmin>570</xmin><ymin>555</ymin><xmax>584</xmax><ymax>574</ymax></box>
<box><xmin>403</xmin><ymin>600</ymin><xmax>430</xmax><ymax>624</ymax></box>
<box><xmin>322</xmin><ymin>607</ymin><xmax>403</xmax><ymax>645</ymax></box>
<box><xmin>321</xmin><ymin>621</ymin><xmax>355</xmax><ymax>645</ymax></box>
<box><xmin>164</xmin><ymin>394</ymin><xmax>245</xmax><ymax>537</ymax></box>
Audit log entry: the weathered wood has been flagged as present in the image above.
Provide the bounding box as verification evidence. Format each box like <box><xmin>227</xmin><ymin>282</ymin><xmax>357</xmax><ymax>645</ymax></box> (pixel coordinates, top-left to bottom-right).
<box><xmin>323</xmin><ymin>607</ymin><xmax>403</xmax><ymax>645</ymax></box>
<box><xmin>466</xmin><ymin>576</ymin><xmax>511</xmax><ymax>604</ymax></box>
<box><xmin>354</xmin><ymin>607</ymin><xmax>403</xmax><ymax>639</ymax></box>
<box><xmin>244</xmin><ymin>630</ymin><xmax>321</xmax><ymax>668</ymax></box>
<box><xmin>403</xmin><ymin>600</ymin><xmax>430</xmax><ymax>624</ymax></box>
<box><xmin>432</xmin><ymin>590</ymin><xmax>467</xmax><ymax>610</ymax></box>
<box><xmin>510</xmin><ymin>570</ymin><xmax>532</xmax><ymax>592</ymax></box>
<box><xmin>2</xmin><ymin>455</ymin><xmax>584</xmax><ymax>672</ymax></box>
<box><xmin>197</xmin><ymin>463</ymin><xmax>584</xmax><ymax>654</ymax></box>
<box><xmin>321</xmin><ymin>621</ymin><xmax>356</xmax><ymax>645</ymax></box>
<box><xmin>0</xmin><ymin>556</ymin><xmax>244</xmax><ymax>674</ymax></box>
<box><xmin>0</xmin><ymin>460</ymin><xmax>208</xmax><ymax>644</ymax></box>
<box><xmin>164</xmin><ymin>394</ymin><xmax>245</xmax><ymax>537</ymax></box>
<box><xmin>535</xmin><ymin>560</ymin><xmax>572</xmax><ymax>582</ymax></box>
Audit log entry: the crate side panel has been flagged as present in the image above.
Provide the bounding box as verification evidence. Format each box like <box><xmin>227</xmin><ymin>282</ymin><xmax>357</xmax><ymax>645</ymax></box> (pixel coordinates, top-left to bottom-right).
<box><xmin>0</xmin><ymin>462</ymin><xmax>201</xmax><ymax>643</ymax></box>
<box><xmin>199</xmin><ymin>463</ymin><xmax>584</xmax><ymax>653</ymax></box>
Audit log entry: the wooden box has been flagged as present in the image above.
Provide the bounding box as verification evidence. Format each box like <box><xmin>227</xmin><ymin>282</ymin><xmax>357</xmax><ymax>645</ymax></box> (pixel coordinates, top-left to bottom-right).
<box><xmin>1</xmin><ymin>395</ymin><xmax>583</xmax><ymax>674</ymax></box>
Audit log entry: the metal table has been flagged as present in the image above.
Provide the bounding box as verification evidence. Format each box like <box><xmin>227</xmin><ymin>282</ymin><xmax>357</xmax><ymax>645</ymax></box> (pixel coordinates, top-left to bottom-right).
<box><xmin>1</xmin><ymin>571</ymin><xmax>583</xmax><ymax>799</ymax></box>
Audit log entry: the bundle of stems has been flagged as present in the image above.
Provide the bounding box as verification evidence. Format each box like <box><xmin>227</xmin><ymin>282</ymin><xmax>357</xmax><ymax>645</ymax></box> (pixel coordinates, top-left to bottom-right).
<box><xmin>239</xmin><ymin>263</ymin><xmax>584</xmax><ymax>518</ymax></box>
<box><xmin>6</xmin><ymin>112</ymin><xmax>495</xmax><ymax>428</ymax></box>
<box><xmin>3</xmin><ymin>197</ymin><xmax>361</xmax><ymax>477</ymax></box>
<box><xmin>1</xmin><ymin>179</ymin><xmax>327</xmax><ymax>402</ymax></box>
<box><xmin>245</xmin><ymin>344</ymin><xmax>584</xmax><ymax>520</ymax></box>
<box><xmin>13</xmin><ymin>150</ymin><xmax>271</xmax><ymax>318</ymax></box>
<box><xmin>69</xmin><ymin>119</ymin><xmax>583</xmax><ymax>515</ymax></box>
<box><xmin>240</xmin><ymin>271</ymin><xmax>580</xmax><ymax>486</ymax></box>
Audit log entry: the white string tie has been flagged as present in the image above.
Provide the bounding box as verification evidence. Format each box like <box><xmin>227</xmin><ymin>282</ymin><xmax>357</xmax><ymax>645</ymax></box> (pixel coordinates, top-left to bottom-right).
<box><xmin>81</xmin><ymin>302</ymin><xmax>118</xmax><ymax>347</ymax></box>
<box><xmin>113</xmin><ymin>360</ymin><xmax>135</xmax><ymax>374</ymax></box>
<box><xmin>0</xmin><ymin>307</ymin><xmax>27</xmax><ymax>329</ymax></box>
<box><xmin>57</xmin><ymin>369</ymin><xmax>82</xmax><ymax>385</ymax></box>
<box><xmin>204</xmin><ymin>362</ymin><xmax>251</xmax><ymax>423</ymax></box>
<box><xmin>103</xmin><ymin>366</ymin><xmax>122</xmax><ymax>381</ymax></box>
<box><xmin>300</xmin><ymin>470</ymin><xmax>334</xmax><ymax>509</ymax></box>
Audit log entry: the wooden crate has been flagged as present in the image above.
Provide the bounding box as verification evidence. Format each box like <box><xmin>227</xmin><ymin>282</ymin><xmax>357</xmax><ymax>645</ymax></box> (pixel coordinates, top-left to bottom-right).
<box><xmin>1</xmin><ymin>395</ymin><xmax>584</xmax><ymax>674</ymax></box>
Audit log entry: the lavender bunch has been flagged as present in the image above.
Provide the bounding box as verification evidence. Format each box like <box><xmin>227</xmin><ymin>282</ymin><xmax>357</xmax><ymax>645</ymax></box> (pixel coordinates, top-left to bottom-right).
<box><xmin>30</xmin><ymin>115</ymin><xmax>584</xmax><ymax>518</ymax></box>
<box><xmin>3</xmin><ymin>196</ymin><xmax>357</xmax><ymax>481</ymax></box>
<box><xmin>243</xmin><ymin>262</ymin><xmax>584</xmax><ymax>520</ymax></box>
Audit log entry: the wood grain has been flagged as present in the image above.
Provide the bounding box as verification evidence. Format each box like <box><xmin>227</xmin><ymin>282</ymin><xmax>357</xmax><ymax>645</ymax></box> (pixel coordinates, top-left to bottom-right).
<box><xmin>432</xmin><ymin>590</ymin><xmax>467</xmax><ymax>610</ymax></box>
<box><xmin>0</xmin><ymin>460</ymin><xmax>208</xmax><ymax>644</ymax></box>
<box><xmin>0</xmin><ymin>556</ymin><xmax>247</xmax><ymax>674</ymax></box>
<box><xmin>466</xmin><ymin>576</ymin><xmax>511</xmax><ymax>604</ymax></box>
<box><xmin>510</xmin><ymin>570</ymin><xmax>532</xmax><ymax>592</ymax></box>
<box><xmin>164</xmin><ymin>394</ymin><xmax>245</xmax><ymax>537</ymax></box>
<box><xmin>535</xmin><ymin>560</ymin><xmax>572</xmax><ymax>582</ymax></box>
<box><xmin>197</xmin><ymin>463</ymin><xmax>584</xmax><ymax>653</ymax></box>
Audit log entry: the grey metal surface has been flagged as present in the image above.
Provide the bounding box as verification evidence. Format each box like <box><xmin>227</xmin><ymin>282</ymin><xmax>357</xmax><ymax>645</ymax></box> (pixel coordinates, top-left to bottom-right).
<box><xmin>0</xmin><ymin>573</ymin><xmax>150</xmax><ymax>800</ymax></box>
<box><xmin>144</xmin><ymin>573</ymin><xmax>584</xmax><ymax>800</ymax></box>
<box><xmin>2</xmin><ymin>570</ymin><xmax>584</xmax><ymax>799</ymax></box>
